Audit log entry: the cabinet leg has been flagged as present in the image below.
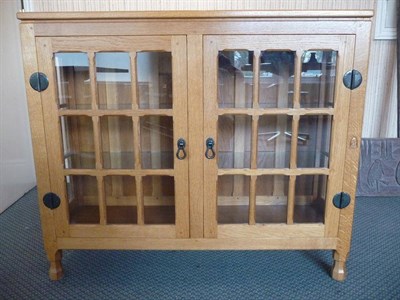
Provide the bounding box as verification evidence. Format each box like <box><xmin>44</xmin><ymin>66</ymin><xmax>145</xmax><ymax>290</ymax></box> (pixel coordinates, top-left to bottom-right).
<box><xmin>48</xmin><ymin>249</ymin><xmax>64</xmax><ymax>281</ymax></box>
<box><xmin>331</xmin><ymin>251</ymin><xmax>347</xmax><ymax>281</ymax></box>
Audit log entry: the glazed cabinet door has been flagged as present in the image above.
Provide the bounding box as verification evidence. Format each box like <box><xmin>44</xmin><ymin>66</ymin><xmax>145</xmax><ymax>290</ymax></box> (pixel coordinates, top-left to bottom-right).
<box><xmin>203</xmin><ymin>35</ymin><xmax>355</xmax><ymax>239</ymax></box>
<box><xmin>36</xmin><ymin>36</ymin><xmax>189</xmax><ymax>239</ymax></box>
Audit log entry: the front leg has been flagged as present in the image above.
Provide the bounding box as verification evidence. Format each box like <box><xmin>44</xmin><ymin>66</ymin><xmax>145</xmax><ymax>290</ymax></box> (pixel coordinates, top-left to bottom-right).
<box><xmin>331</xmin><ymin>251</ymin><xmax>347</xmax><ymax>281</ymax></box>
<box><xmin>48</xmin><ymin>249</ymin><xmax>64</xmax><ymax>280</ymax></box>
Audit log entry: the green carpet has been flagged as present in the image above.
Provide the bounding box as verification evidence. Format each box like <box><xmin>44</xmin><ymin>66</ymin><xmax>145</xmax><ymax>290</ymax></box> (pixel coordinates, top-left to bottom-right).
<box><xmin>1</xmin><ymin>188</ymin><xmax>399</xmax><ymax>299</ymax></box>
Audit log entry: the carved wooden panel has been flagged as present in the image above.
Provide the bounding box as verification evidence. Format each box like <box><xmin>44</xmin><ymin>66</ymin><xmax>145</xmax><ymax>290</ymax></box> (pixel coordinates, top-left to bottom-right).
<box><xmin>357</xmin><ymin>139</ymin><xmax>400</xmax><ymax>196</ymax></box>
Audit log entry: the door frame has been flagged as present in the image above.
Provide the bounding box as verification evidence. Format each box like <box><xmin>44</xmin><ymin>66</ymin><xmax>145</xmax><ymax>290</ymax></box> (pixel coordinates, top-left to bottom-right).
<box><xmin>36</xmin><ymin>35</ymin><xmax>189</xmax><ymax>238</ymax></box>
<box><xmin>203</xmin><ymin>34</ymin><xmax>355</xmax><ymax>238</ymax></box>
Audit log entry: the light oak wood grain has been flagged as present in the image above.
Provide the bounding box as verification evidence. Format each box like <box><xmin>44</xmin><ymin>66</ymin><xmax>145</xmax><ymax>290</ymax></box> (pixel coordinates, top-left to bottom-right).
<box><xmin>19</xmin><ymin>11</ymin><xmax>372</xmax><ymax>281</ymax></box>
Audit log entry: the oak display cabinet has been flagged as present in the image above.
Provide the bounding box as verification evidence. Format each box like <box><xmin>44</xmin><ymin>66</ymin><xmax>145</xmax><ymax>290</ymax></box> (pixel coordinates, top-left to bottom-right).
<box><xmin>18</xmin><ymin>10</ymin><xmax>372</xmax><ymax>281</ymax></box>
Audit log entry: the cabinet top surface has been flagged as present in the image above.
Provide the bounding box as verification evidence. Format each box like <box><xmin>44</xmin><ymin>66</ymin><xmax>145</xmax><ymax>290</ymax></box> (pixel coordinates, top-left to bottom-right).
<box><xmin>17</xmin><ymin>10</ymin><xmax>373</xmax><ymax>21</ymax></box>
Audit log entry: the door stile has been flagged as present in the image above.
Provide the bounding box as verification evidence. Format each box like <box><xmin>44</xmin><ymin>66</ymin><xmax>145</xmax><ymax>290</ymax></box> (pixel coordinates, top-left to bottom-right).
<box><xmin>36</xmin><ymin>37</ymin><xmax>70</xmax><ymax>237</ymax></box>
<box><xmin>324</xmin><ymin>36</ymin><xmax>356</xmax><ymax>237</ymax></box>
<box><xmin>172</xmin><ymin>36</ymin><xmax>190</xmax><ymax>238</ymax></box>
<box><xmin>187</xmin><ymin>35</ymin><xmax>205</xmax><ymax>238</ymax></box>
<box><xmin>203</xmin><ymin>36</ymin><xmax>219</xmax><ymax>238</ymax></box>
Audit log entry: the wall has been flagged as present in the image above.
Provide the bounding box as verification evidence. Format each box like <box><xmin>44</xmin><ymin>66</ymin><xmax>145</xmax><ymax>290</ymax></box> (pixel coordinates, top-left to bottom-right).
<box><xmin>0</xmin><ymin>1</ymin><xmax>36</xmax><ymax>213</ymax></box>
<box><xmin>25</xmin><ymin>0</ymin><xmax>374</xmax><ymax>10</ymax></box>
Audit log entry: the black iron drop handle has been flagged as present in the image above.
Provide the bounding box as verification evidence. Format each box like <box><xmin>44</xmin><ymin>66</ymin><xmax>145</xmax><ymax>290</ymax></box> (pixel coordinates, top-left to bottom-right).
<box><xmin>205</xmin><ymin>138</ymin><xmax>216</xmax><ymax>159</ymax></box>
<box><xmin>176</xmin><ymin>138</ymin><xmax>187</xmax><ymax>160</ymax></box>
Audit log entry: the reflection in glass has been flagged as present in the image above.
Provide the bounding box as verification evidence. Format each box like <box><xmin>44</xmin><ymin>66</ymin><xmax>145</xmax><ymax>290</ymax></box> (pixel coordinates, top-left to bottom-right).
<box><xmin>143</xmin><ymin>176</ymin><xmax>175</xmax><ymax>224</ymax></box>
<box><xmin>100</xmin><ymin>116</ymin><xmax>134</xmax><ymax>169</ymax></box>
<box><xmin>67</xmin><ymin>175</ymin><xmax>99</xmax><ymax>224</ymax></box>
<box><xmin>55</xmin><ymin>53</ymin><xmax>91</xmax><ymax>109</ymax></box>
<box><xmin>137</xmin><ymin>52</ymin><xmax>172</xmax><ymax>109</ymax></box>
<box><xmin>256</xmin><ymin>175</ymin><xmax>289</xmax><ymax>223</ymax></box>
<box><xmin>294</xmin><ymin>175</ymin><xmax>327</xmax><ymax>223</ymax></box>
<box><xmin>300</xmin><ymin>50</ymin><xmax>337</xmax><ymax>108</ymax></box>
<box><xmin>257</xmin><ymin>115</ymin><xmax>292</xmax><ymax>168</ymax></box>
<box><xmin>96</xmin><ymin>52</ymin><xmax>132</xmax><ymax>109</ymax></box>
<box><xmin>218</xmin><ymin>115</ymin><xmax>252</xmax><ymax>169</ymax></box>
<box><xmin>218</xmin><ymin>175</ymin><xmax>250</xmax><ymax>224</ymax></box>
<box><xmin>104</xmin><ymin>176</ymin><xmax>137</xmax><ymax>224</ymax></box>
<box><xmin>297</xmin><ymin>115</ymin><xmax>332</xmax><ymax>168</ymax></box>
<box><xmin>259</xmin><ymin>51</ymin><xmax>295</xmax><ymax>108</ymax></box>
<box><xmin>61</xmin><ymin>116</ymin><xmax>95</xmax><ymax>169</ymax></box>
<box><xmin>218</xmin><ymin>50</ymin><xmax>253</xmax><ymax>108</ymax></box>
<box><xmin>140</xmin><ymin>116</ymin><xmax>173</xmax><ymax>169</ymax></box>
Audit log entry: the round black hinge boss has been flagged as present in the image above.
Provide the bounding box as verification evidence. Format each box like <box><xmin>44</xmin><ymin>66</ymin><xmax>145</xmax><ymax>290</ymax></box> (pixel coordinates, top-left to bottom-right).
<box><xmin>333</xmin><ymin>192</ymin><xmax>351</xmax><ymax>209</ymax></box>
<box><xmin>343</xmin><ymin>70</ymin><xmax>362</xmax><ymax>90</ymax></box>
<box><xmin>29</xmin><ymin>72</ymin><xmax>49</xmax><ymax>92</ymax></box>
<box><xmin>43</xmin><ymin>193</ymin><xmax>61</xmax><ymax>210</ymax></box>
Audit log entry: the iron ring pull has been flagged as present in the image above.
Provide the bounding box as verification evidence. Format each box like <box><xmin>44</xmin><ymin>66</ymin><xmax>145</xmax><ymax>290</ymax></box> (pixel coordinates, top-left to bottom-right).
<box><xmin>205</xmin><ymin>138</ymin><xmax>216</xmax><ymax>159</ymax></box>
<box><xmin>176</xmin><ymin>138</ymin><xmax>187</xmax><ymax>160</ymax></box>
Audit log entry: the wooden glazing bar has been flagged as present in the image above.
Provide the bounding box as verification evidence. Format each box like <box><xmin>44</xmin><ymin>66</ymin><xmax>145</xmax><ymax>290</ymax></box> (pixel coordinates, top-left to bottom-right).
<box><xmin>58</xmin><ymin>109</ymin><xmax>174</xmax><ymax>117</ymax></box>
<box><xmin>249</xmin><ymin>175</ymin><xmax>257</xmax><ymax>225</ymax></box>
<box><xmin>253</xmin><ymin>50</ymin><xmax>261</xmax><ymax>109</ymax></box>
<box><xmin>132</xmin><ymin>117</ymin><xmax>141</xmax><ymax>170</ymax></box>
<box><xmin>63</xmin><ymin>169</ymin><xmax>175</xmax><ymax>177</ymax></box>
<box><xmin>135</xmin><ymin>176</ymin><xmax>145</xmax><ymax>225</ymax></box>
<box><xmin>293</xmin><ymin>50</ymin><xmax>303</xmax><ymax>109</ymax></box>
<box><xmin>130</xmin><ymin>52</ymin><xmax>139</xmax><ymax>110</ymax></box>
<box><xmin>218</xmin><ymin>168</ymin><xmax>329</xmax><ymax>176</ymax></box>
<box><xmin>217</xmin><ymin>108</ymin><xmax>334</xmax><ymax>116</ymax></box>
<box><xmin>97</xmin><ymin>176</ymin><xmax>107</xmax><ymax>225</ymax></box>
<box><xmin>251</xmin><ymin>116</ymin><xmax>259</xmax><ymax>170</ymax></box>
<box><xmin>92</xmin><ymin>116</ymin><xmax>103</xmax><ymax>169</ymax></box>
<box><xmin>287</xmin><ymin>175</ymin><xmax>296</xmax><ymax>224</ymax></box>
<box><xmin>290</xmin><ymin>115</ymin><xmax>300</xmax><ymax>169</ymax></box>
<box><xmin>232</xmin><ymin>70</ymin><xmax>246</xmax><ymax>197</ymax></box>
<box><xmin>88</xmin><ymin>52</ymin><xmax>98</xmax><ymax>110</ymax></box>
<box><xmin>132</xmin><ymin>115</ymin><xmax>143</xmax><ymax>225</ymax></box>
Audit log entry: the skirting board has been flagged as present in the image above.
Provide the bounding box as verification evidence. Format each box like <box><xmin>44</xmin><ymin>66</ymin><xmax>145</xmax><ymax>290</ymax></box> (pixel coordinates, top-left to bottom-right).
<box><xmin>357</xmin><ymin>138</ymin><xmax>400</xmax><ymax>197</ymax></box>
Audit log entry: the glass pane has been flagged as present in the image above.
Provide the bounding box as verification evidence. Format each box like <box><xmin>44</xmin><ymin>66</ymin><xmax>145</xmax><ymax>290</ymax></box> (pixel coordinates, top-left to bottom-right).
<box><xmin>137</xmin><ymin>52</ymin><xmax>172</xmax><ymax>109</ymax></box>
<box><xmin>218</xmin><ymin>50</ymin><xmax>253</xmax><ymax>108</ymax></box>
<box><xmin>100</xmin><ymin>116</ymin><xmax>134</xmax><ymax>169</ymax></box>
<box><xmin>257</xmin><ymin>115</ymin><xmax>292</xmax><ymax>168</ymax></box>
<box><xmin>218</xmin><ymin>115</ymin><xmax>252</xmax><ymax>169</ymax></box>
<box><xmin>259</xmin><ymin>51</ymin><xmax>295</xmax><ymax>108</ymax></box>
<box><xmin>96</xmin><ymin>52</ymin><xmax>132</xmax><ymax>109</ymax></box>
<box><xmin>143</xmin><ymin>176</ymin><xmax>175</xmax><ymax>224</ymax></box>
<box><xmin>294</xmin><ymin>175</ymin><xmax>327</xmax><ymax>223</ymax></box>
<box><xmin>256</xmin><ymin>175</ymin><xmax>289</xmax><ymax>223</ymax></box>
<box><xmin>140</xmin><ymin>116</ymin><xmax>173</xmax><ymax>169</ymax></box>
<box><xmin>61</xmin><ymin>116</ymin><xmax>95</xmax><ymax>169</ymax></box>
<box><xmin>67</xmin><ymin>175</ymin><xmax>99</xmax><ymax>224</ymax></box>
<box><xmin>218</xmin><ymin>175</ymin><xmax>250</xmax><ymax>224</ymax></box>
<box><xmin>297</xmin><ymin>115</ymin><xmax>332</xmax><ymax>168</ymax></box>
<box><xmin>55</xmin><ymin>53</ymin><xmax>91</xmax><ymax>109</ymax></box>
<box><xmin>104</xmin><ymin>176</ymin><xmax>137</xmax><ymax>224</ymax></box>
<box><xmin>300</xmin><ymin>50</ymin><xmax>337</xmax><ymax>108</ymax></box>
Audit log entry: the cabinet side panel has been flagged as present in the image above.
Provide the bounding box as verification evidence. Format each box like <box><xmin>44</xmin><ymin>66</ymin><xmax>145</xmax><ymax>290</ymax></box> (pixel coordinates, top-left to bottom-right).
<box><xmin>19</xmin><ymin>24</ymin><xmax>58</xmax><ymax>255</ymax></box>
